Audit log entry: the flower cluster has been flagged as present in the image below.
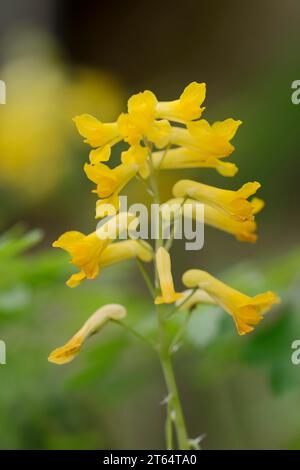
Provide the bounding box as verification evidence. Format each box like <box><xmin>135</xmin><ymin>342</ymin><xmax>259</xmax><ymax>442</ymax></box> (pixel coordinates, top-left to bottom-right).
<box><xmin>50</xmin><ymin>82</ymin><xmax>279</xmax><ymax>364</ymax></box>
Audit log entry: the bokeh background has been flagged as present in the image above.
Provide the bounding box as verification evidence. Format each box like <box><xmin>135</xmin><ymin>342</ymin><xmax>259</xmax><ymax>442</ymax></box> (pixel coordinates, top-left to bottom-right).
<box><xmin>0</xmin><ymin>0</ymin><xmax>300</xmax><ymax>449</ymax></box>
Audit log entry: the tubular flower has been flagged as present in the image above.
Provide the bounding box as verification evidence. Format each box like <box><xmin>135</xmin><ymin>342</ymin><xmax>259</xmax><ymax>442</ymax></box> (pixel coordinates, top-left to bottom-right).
<box><xmin>170</xmin><ymin>118</ymin><xmax>242</xmax><ymax>157</ymax></box>
<box><xmin>156</xmin><ymin>82</ymin><xmax>206</xmax><ymax>123</ymax></box>
<box><xmin>152</xmin><ymin>147</ymin><xmax>238</xmax><ymax>176</ymax></box>
<box><xmin>48</xmin><ymin>304</ymin><xmax>127</xmax><ymax>364</ymax></box>
<box><xmin>182</xmin><ymin>270</ymin><xmax>280</xmax><ymax>335</ymax></box>
<box><xmin>164</xmin><ymin>197</ymin><xmax>260</xmax><ymax>242</ymax></box>
<box><xmin>52</xmin><ymin>212</ymin><xmax>137</xmax><ymax>287</ymax></box>
<box><xmin>73</xmin><ymin>114</ymin><xmax>120</xmax><ymax>160</ymax></box>
<box><xmin>84</xmin><ymin>161</ymin><xmax>138</xmax><ymax>214</ymax></box>
<box><xmin>155</xmin><ymin>247</ymin><xmax>183</xmax><ymax>305</ymax></box>
<box><xmin>173</xmin><ymin>179</ymin><xmax>261</xmax><ymax>220</ymax></box>
<box><xmin>117</xmin><ymin>90</ymin><xmax>172</xmax><ymax>148</ymax></box>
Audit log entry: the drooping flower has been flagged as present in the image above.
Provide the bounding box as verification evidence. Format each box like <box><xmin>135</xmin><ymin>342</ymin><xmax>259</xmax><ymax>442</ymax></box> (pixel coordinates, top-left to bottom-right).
<box><xmin>182</xmin><ymin>269</ymin><xmax>280</xmax><ymax>335</ymax></box>
<box><xmin>152</xmin><ymin>147</ymin><xmax>238</xmax><ymax>176</ymax></box>
<box><xmin>155</xmin><ymin>247</ymin><xmax>183</xmax><ymax>304</ymax></box>
<box><xmin>156</xmin><ymin>82</ymin><xmax>206</xmax><ymax>123</ymax></box>
<box><xmin>48</xmin><ymin>304</ymin><xmax>127</xmax><ymax>364</ymax></box>
<box><xmin>173</xmin><ymin>179</ymin><xmax>261</xmax><ymax>220</ymax></box>
<box><xmin>52</xmin><ymin>212</ymin><xmax>144</xmax><ymax>286</ymax></box>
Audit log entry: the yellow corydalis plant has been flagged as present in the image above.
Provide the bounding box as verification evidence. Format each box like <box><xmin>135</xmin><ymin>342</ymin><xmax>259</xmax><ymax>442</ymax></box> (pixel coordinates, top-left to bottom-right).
<box><xmin>51</xmin><ymin>81</ymin><xmax>279</xmax><ymax>450</ymax></box>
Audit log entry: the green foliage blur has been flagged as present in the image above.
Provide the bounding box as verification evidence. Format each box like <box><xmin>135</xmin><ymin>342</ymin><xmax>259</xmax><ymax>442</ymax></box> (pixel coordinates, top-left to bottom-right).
<box><xmin>1</xmin><ymin>0</ymin><xmax>300</xmax><ymax>450</ymax></box>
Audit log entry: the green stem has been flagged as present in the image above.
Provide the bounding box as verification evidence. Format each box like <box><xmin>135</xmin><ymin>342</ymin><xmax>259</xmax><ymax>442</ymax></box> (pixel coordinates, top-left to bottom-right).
<box><xmin>157</xmin><ymin>306</ymin><xmax>190</xmax><ymax>450</ymax></box>
<box><xmin>113</xmin><ymin>320</ymin><xmax>155</xmax><ymax>349</ymax></box>
<box><xmin>145</xmin><ymin>138</ymin><xmax>190</xmax><ymax>449</ymax></box>
<box><xmin>136</xmin><ymin>258</ymin><xmax>156</xmax><ymax>299</ymax></box>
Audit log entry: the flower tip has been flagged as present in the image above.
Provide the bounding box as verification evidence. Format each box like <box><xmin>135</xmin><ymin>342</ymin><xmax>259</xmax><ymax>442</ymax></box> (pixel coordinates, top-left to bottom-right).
<box><xmin>48</xmin><ymin>338</ymin><xmax>82</xmax><ymax>365</ymax></box>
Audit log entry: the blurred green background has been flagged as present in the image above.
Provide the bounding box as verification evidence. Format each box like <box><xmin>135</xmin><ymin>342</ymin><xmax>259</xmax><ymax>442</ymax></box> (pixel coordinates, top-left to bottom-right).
<box><xmin>0</xmin><ymin>0</ymin><xmax>300</xmax><ymax>450</ymax></box>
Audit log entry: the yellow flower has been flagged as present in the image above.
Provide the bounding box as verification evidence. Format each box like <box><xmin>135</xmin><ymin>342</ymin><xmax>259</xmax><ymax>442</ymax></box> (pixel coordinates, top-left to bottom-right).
<box><xmin>52</xmin><ymin>212</ymin><xmax>137</xmax><ymax>286</ymax></box>
<box><xmin>170</xmin><ymin>118</ymin><xmax>242</xmax><ymax>158</ymax></box>
<box><xmin>182</xmin><ymin>270</ymin><xmax>280</xmax><ymax>335</ymax></box>
<box><xmin>117</xmin><ymin>90</ymin><xmax>171</xmax><ymax>148</ymax></box>
<box><xmin>152</xmin><ymin>147</ymin><xmax>238</xmax><ymax>176</ymax></box>
<box><xmin>127</xmin><ymin>90</ymin><xmax>157</xmax><ymax>129</ymax></box>
<box><xmin>73</xmin><ymin>113</ymin><xmax>120</xmax><ymax>147</ymax></box>
<box><xmin>84</xmin><ymin>161</ymin><xmax>138</xmax><ymax>202</ymax></box>
<box><xmin>173</xmin><ymin>179</ymin><xmax>261</xmax><ymax>220</ymax></box>
<box><xmin>156</xmin><ymin>82</ymin><xmax>206</xmax><ymax>123</ymax></box>
<box><xmin>163</xmin><ymin>198</ymin><xmax>260</xmax><ymax>242</ymax></box>
<box><xmin>121</xmin><ymin>144</ymin><xmax>150</xmax><ymax>179</ymax></box>
<box><xmin>48</xmin><ymin>304</ymin><xmax>127</xmax><ymax>364</ymax></box>
<box><xmin>155</xmin><ymin>247</ymin><xmax>183</xmax><ymax>304</ymax></box>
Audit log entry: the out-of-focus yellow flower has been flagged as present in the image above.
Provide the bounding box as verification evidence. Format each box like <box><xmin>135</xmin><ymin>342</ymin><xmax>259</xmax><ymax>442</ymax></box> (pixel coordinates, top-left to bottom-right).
<box><xmin>48</xmin><ymin>304</ymin><xmax>127</xmax><ymax>364</ymax></box>
<box><xmin>182</xmin><ymin>270</ymin><xmax>280</xmax><ymax>335</ymax></box>
<box><xmin>170</xmin><ymin>118</ymin><xmax>242</xmax><ymax>158</ymax></box>
<box><xmin>155</xmin><ymin>247</ymin><xmax>183</xmax><ymax>305</ymax></box>
<box><xmin>164</xmin><ymin>197</ymin><xmax>260</xmax><ymax>242</ymax></box>
<box><xmin>173</xmin><ymin>179</ymin><xmax>261</xmax><ymax>220</ymax></box>
<box><xmin>152</xmin><ymin>147</ymin><xmax>238</xmax><ymax>176</ymax></box>
<box><xmin>156</xmin><ymin>82</ymin><xmax>206</xmax><ymax>123</ymax></box>
<box><xmin>0</xmin><ymin>31</ymin><xmax>124</xmax><ymax>203</ymax></box>
<box><xmin>52</xmin><ymin>212</ymin><xmax>138</xmax><ymax>286</ymax></box>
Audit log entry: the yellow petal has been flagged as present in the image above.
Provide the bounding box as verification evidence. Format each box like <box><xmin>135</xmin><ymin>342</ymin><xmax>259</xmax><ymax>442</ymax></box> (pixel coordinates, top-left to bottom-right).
<box><xmin>73</xmin><ymin>114</ymin><xmax>120</xmax><ymax>147</ymax></box>
<box><xmin>48</xmin><ymin>304</ymin><xmax>126</xmax><ymax>364</ymax></box>
<box><xmin>152</xmin><ymin>147</ymin><xmax>238</xmax><ymax>176</ymax></box>
<box><xmin>156</xmin><ymin>82</ymin><xmax>206</xmax><ymax>122</ymax></box>
<box><xmin>169</xmin><ymin>118</ymin><xmax>241</xmax><ymax>157</ymax></box>
<box><xmin>84</xmin><ymin>162</ymin><xmax>118</xmax><ymax>198</ymax></box>
<box><xmin>89</xmin><ymin>145</ymin><xmax>111</xmax><ymax>164</ymax></box>
<box><xmin>173</xmin><ymin>179</ymin><xmax>260</xmax><ymax>220</ymax></box>
<box><xmin>99</xmin><ymin>240</ymin><xmax>153</xmax><ymax>267</ymax></box>
<box><xmin>146</xmin><ymin>120</ymin><xmax>172</xmax><ymax>149</ymax></box>
<box><xmin>155</xmin><ymin>247</ymin><xmax>183</xmax><ymax>304</ymax></box>
<box><xmin>251</xmin><ymin>197</ymin><xmax>265</xmax><ymax>215</ymax></box>
<box><xmin>162</xmin><ymin>198</ymin><xmax>258</xmax><ymax>242</ymax></box>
